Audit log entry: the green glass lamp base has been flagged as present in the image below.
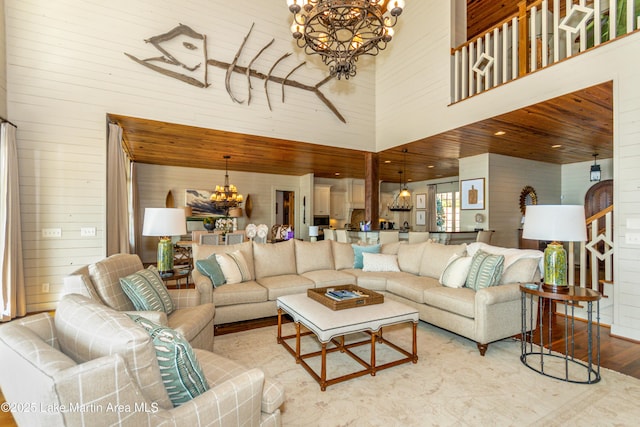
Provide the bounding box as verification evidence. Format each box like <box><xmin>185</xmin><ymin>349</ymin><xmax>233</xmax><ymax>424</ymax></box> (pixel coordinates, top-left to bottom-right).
<box><xmin>542</xmin><ymin>242</ymin><xmax>569</xmax><ymax>293</ymax></box>
<box><xmin>157</xmin><ymin>237</ymin><xmax>174</xmax><ymax>275</ymax></box>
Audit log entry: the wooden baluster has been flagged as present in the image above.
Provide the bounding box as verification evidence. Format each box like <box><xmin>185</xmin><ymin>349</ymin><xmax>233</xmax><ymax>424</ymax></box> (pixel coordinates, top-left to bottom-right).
<box><xmin>518</xmin><ymin>0</ymin><xmax>529</xmax><ymax>76</ymax></box>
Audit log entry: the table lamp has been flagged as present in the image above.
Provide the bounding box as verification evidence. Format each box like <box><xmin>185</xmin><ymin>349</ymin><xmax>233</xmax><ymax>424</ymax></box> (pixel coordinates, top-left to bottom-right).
<box><xmin>309</xmin><ymin>226</ymin><xmax>319</xmax><ymax>242</ymax></box>
<box><xmin>142</xmin><ymin>208</ymin><xmax>187</xmax><ymax>275</ymax></box>
<box><xmin>522</xmin><ymin>205</ymin><xmax>587</xmax><ymax>292</ymax></box>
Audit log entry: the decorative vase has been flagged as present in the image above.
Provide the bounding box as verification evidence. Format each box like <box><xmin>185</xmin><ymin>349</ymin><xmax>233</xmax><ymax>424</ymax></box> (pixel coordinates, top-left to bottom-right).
<box><xmin>157</xmin><ymin>237</ymin><xmax>174</xmax><ymax>275</ymax></box>
<box><xmin>543</xmin><ymin>242</ymin><xmax>568</xmax><ymax>292</ymax></box>
<box><xmin>203</xmin><ymin>218</ymin><xmax>215</xmax><ymax>231</ymax></box>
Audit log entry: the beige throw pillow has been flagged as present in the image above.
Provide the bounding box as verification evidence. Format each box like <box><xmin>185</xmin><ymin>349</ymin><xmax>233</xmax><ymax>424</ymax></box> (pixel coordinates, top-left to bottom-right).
<box><xmin>215</xmin><ymin>250</ymin><xmax>252</xmax><ymax>284</ymax></box>
<box><xmin>362</xmin><ymin>253</ymin><xmax>401</xmax><ymax>272</ymax></box>
<box><xmin>439</xmin><ymin>254</ymin><xmax>473</xmax><ymax>288</ymax></box>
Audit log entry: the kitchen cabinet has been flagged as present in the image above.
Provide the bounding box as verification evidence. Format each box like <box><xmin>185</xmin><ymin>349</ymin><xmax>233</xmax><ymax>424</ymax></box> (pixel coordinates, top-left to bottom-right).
<box><xmin>314</xmin><ymin>185</ymin><xmax>331</xmax><ymax>216</ymax></box>
<box><xmin>352</xmin><ymin>182</ymin><xmax>365</xmax><ymax>206</ymax></box>
<box><xmin>330</xmin><ymin>191</ymin><xmax>347</xmax><ymax>219</ymax></box>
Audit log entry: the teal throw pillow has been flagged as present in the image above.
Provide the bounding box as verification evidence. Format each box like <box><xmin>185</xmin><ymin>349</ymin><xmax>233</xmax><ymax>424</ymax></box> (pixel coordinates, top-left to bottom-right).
<box><xmin>128</xmin><ymin>315</ymin><xmax>209</xmax><ymax>407</ymax></box>
<box><xmin>352</xmin><ymin>244</ymin><xmax>381</xmax><ymax>269</ymax></box>
<box><xmin>120</xmin><ymin>266</ymin><xmax>175</xmax><ymax>314</ymax></box>
<box><xmin>466</xmin><ymin>250</ymin><xmax>505</xmax><ymax>291</ymax></box>
<box><xmin>196</xmin><ymin>256</ymin><xmax>227</xmax><ymax>287</ymax></box>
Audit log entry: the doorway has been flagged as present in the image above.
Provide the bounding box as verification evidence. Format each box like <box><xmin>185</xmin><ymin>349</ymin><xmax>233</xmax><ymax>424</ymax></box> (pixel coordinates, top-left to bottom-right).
<box><xmin>276</xmin><ymin>190</ymin><xmax>295</xmax><ymax>226</ymax></box>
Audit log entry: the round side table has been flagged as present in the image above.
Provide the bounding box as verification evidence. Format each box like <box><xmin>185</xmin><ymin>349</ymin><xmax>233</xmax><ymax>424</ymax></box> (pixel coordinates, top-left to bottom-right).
<box><xmin>520</xmin><ymin>284</ymin><xmax>601</xmax><ymax>384</ymax></box>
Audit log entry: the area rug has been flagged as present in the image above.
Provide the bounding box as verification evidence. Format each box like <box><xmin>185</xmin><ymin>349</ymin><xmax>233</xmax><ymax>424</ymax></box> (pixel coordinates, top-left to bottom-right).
<box><xmin>213</xmin><ymin>321</ymin><xmax>640</xmax><ymax>426</ymax></box>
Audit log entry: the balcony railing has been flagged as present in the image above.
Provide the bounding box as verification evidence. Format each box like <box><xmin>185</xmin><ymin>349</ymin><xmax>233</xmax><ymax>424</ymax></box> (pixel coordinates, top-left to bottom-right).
<box><xmin>451</xmin><ymin>0</ymin><xmax>640</xmax><ymax>103</ymax></box>
<box><xmin>567</xmin><ymin>205</ymin><xmax>614</xmax><ymax>293</ymax></box>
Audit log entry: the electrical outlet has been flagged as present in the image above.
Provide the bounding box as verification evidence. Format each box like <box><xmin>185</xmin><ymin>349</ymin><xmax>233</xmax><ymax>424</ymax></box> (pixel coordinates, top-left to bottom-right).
<box><xmin>42</xmin><ymin>228</ymin><xmax>62</xmax><ymax>238</ymax></box>
<box><xmin>42</xmin><ymin>283</ymin><xmax>50</xmax><ymax>293</ymax></box>
<box><xmin>81</xmin><ymin>227</ymin><xmax>96</xmax><ymax>237</ymax></box>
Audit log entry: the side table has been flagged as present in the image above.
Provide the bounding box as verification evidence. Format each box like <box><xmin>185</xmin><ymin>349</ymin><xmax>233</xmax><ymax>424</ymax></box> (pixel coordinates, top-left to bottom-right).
<box><xmin>161</xmin><ymin>267</ymin><xmax>191</xmax><ymax>289</ymax></box>
<box><xmin>520</xmin><ymin>284</ymin><xmax>601</xmax><ymax>384</ymax></box>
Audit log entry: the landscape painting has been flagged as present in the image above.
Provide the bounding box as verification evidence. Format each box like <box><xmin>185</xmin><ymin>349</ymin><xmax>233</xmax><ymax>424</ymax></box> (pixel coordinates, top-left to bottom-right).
<box><xmin>185</xmin><ymin>189</ymin><xmax>226</xmax><ymax>216</ymax></box>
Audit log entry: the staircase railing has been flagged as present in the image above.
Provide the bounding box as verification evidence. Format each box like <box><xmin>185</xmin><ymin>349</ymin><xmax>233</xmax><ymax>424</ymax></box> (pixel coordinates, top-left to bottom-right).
<box><xmin>451</xmin><ymin>0</ymin><xmax>640</xmax><ymax>103</ymax></box>
<box><xmin>568</xmin><ymin>205</ymin><xmax>614</xmax><ymax>291</ymax></box>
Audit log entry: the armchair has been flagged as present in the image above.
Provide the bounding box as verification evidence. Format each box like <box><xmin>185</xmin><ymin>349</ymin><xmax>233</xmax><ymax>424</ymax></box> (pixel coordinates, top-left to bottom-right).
<box><xmin>0</xmin><ymin>294</ymin><xmax>284</xmax><ymax>426</ymax></box>
<box><xmin>63</xmin><ymin>253</ymin><xmax>214</xmax><ymax>351</ymax></box>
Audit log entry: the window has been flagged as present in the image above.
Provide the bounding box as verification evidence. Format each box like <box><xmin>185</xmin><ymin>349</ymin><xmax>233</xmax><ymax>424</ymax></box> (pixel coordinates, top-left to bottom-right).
<box><xmin>436</xmin><ymin>192</ymin><xmax>460</xmax><ymax>231</ymax></box>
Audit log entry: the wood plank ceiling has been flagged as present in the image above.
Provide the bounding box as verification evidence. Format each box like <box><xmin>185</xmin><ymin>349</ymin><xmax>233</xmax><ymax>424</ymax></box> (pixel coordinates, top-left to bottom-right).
<box><xmin>109</xmin><ymin>81</ymin><xmax>613</xmax><ymax>184</ymax></box>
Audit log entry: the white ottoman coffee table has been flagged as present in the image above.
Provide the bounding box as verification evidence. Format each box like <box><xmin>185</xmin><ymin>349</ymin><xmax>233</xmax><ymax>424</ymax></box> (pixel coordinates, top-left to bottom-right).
<box><xmin>277</xmin><ymin>293</ymin><xmax>419</xmax><ymax>391</ymax></box>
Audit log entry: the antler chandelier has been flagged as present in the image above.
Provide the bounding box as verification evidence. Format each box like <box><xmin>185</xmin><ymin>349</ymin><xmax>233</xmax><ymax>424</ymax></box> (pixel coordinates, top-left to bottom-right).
<box><xmin>286</xmin><ymin>0</ymin><xmax>405</xmax><ymax>80</ymax></box>
<box><xmin>211</xmin><ymin>155</ymin><xmax>243</xmax><ymax>215</ymax></box>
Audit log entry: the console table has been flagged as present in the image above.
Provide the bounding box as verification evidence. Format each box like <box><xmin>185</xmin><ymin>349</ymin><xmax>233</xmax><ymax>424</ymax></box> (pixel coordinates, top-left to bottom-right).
<box><xmin>520</xmin><ymin>284</ymin><xmax>601</xmax><ymax>384</ymax></box>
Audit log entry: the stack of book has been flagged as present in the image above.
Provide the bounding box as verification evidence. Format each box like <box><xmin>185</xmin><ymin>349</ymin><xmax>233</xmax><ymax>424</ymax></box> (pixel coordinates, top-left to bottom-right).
<box><xmin>325</xmin><ymin>289</ymin><xmax>368</xmax><ymax>301</ymax></box>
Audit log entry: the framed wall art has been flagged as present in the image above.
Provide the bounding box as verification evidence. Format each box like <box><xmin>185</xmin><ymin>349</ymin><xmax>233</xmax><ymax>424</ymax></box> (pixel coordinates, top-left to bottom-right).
<box><xmin>416</xmin><ymin>193</ymin><xmax>426</xmax><ymax>209</ymax></box>
<box><xmin>460</xmin><ymin>178</ymin><xmax>485</xmax><ymax>210</ymax></box>
<box><xmin>185</xmin><ymin>189</ymin><xmax>226</xmax><ymax>216</ymax></box>
<box><xmin>416</xmin><ymin>210</ymin><xmax>426</xmax><ymax>226</ymax></box>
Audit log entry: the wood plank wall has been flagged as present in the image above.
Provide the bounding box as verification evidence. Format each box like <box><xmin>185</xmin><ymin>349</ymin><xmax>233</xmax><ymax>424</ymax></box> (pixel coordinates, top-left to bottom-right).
<box><xmin>5</xmin><ymin>0</ymin><xmax>375</xmax><ymax>312</ymax></box>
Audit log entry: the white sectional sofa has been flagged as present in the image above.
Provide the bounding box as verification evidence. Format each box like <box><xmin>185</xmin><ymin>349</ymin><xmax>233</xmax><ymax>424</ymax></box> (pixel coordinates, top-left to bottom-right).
<box><xmin>192</xmin><ymin>239</ymin><xmax>543</xmax><ymax>355</ymax></box>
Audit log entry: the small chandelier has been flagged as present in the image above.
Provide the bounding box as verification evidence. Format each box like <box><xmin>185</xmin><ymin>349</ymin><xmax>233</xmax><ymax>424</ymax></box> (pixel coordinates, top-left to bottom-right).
<box><xmin>388</xmin><ymin>149</ymin><xmax>412</xmax><ymax>211</ymax></box>
<box><xmin>211</xmin><ymin>155</ymin><xmax>243</xmax><ymax>215</ymax></box>
<box><xmin>286</xmin><ymin>0</ymin><xmax>405</xmax><ymax>80</ymax></box>
<box><xmin>590</xmin><ymin>153</ymin><xmax>601</xmax><ymax>182</ymax></box>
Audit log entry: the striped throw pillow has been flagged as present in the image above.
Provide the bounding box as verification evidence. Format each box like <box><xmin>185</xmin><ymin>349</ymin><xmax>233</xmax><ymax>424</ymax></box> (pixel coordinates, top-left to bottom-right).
<box><xmin>466</xmin><ymin>250</ymin><xmax>505</xmax><ymax>291</ymax></box>
<box><xmin>215</xmin><ymin>250</ymin><xmax>252</xmax><ymax>284</ymax></box>
<box><xmin>120</xmin><ymin>266</ymin><xmax>175</xmax><ymax>314</ymax></box>
<box><xmin>128</xmin><ymin>315</ymin><xmax>209</xmax><ymax>407</ymax></box>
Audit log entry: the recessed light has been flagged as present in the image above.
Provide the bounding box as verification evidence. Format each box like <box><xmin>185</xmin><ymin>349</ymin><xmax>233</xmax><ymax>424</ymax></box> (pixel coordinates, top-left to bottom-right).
<box><xmin>384</xmin><ymin>160</ymin><xmax>391</xmax><ymax>164</ymax></box>
<box><xmin>494</xmin><ymin>131</ymin><xmax>506</xmax><ymax>136</ymax></box>
<box><xmin>552</xmin><ymin>144</ymin><xmax>562</xmax><ymax>148</ymax></box>
<box><xmin>427</xmin><ymin>165</ymin><xmax>435</xmax><ymax>169</ymax></box>
<box><xmin>334</xmin><ymin>172</ymin><xmax>340</xmax><ymax>176</ymax></box>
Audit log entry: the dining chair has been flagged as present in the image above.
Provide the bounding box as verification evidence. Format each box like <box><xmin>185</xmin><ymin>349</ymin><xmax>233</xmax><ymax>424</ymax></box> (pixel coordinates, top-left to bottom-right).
<box><xmin>323</xmin><ymin>229</ymin><xmax>336</xmax><ymax>241</ymax></box>
<box><xmin>408</xmin><ymin>231</ymin><xmax>430</xmax><ymax>244</ymax></box>
<box><xmin>226</xmin><ymin>232</ymin><xmax>244</xmax><ymax>245</ymax></box>
<box><xmin>335</xmin><ymin>229</ymin><xmax>349</xmax><ymax>243</ymax></box>
<box><xmin>200</xmin><ymin>233</ymin><xmax>221</xmax><ymax>245</ymax></box>
<box><xmin>378</xmin><ymin>230</ymin><xmax>400</xmax><ymax>245</ymax></box>
<box><xmin>191</xmin><ymin>230</ymin><xmax>209</xmax><ymax>244</ymax></box>
<box><xmin>476</xmin><ymin>230</ymin><xmax>494</xmax><ymax>244</ymax></box>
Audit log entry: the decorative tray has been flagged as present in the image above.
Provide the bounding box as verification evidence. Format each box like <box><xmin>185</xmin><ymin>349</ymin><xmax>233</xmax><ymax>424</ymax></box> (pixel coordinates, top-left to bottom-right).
<box><xmin>307</xmin><ymin>285</ymin><xmax>384</xmax><ymax>311</ymax></box>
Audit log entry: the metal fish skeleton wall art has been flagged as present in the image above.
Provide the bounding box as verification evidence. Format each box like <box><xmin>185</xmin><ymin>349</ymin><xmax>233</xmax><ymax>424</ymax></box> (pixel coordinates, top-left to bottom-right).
<box><xmin>125</xmin><ymin>23</ymin><xmax>346</xmax><ymax>123</ymax></box>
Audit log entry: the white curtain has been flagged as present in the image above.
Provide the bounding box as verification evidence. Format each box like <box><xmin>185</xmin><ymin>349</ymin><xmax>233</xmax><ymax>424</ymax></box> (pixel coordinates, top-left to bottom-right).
<box><xmin>1</xmin><ymin>122</ymin><xmax>26</xmax><ymax>321</ymax></box>
<box><xmin>106</xmin><ymin>123</ymin><xmax>130</xmax><ymax>255</ymax></box>
<box><xmin>426</xmin><ymin>185</ymin><xmax>437</xmax><ymax>231</ymax></box>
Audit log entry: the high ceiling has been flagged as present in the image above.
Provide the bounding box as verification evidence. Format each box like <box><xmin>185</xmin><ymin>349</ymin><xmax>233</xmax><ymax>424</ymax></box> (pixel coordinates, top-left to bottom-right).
<box><xmin>110</xmin><ymin>81</ymin><xmax>613</xmax><ymax>184</ymax></box>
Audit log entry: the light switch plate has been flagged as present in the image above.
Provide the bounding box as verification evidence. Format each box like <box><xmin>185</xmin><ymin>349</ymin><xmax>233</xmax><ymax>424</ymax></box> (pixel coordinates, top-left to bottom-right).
<box><xmin>625</xmin><ymin>233</ymin><xmax>640</xmax><ymax>245</ymax></box>
<box><xmin>42</xmin><ymin>228</ymin><xmax>62</xmax><ymax>238</ymax></box>
<box><xmin>81</xmin><ymin>227</ymin><xmax>97</xmax><ymax>237</ymax></box>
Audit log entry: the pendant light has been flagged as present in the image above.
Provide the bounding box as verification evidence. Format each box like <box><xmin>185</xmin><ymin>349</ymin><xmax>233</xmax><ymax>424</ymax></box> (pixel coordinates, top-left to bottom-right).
<box><xmin>590</xmin><ymin>153</ymin><xmax>601</xmax><ymax>182</ymax></box>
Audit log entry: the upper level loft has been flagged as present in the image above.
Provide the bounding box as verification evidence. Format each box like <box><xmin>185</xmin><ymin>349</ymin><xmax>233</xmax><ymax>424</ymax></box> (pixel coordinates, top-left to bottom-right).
<box><xmin>452</xmin><ymin>0</ymin><xmax>640</xmax><ymax>103</ymax></box>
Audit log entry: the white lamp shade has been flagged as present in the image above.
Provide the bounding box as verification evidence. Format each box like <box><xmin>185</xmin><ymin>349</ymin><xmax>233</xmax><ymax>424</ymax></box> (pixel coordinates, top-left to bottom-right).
<box><xmin>522</xmin><ymin>205</ymin><xmax>587</xmax><ymax>242</ymax></box>
<box><xmin>142</xmin><ymin>208</ymin><xmax>187</xmax><ymax>237</ymax></box>
<box><xmin>308</xmin><ymin>226</ymin><xmax>319</xmax><ymax>237</ymax></box>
